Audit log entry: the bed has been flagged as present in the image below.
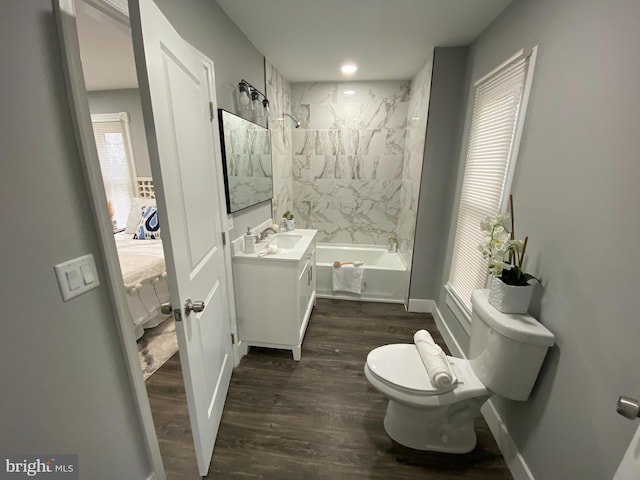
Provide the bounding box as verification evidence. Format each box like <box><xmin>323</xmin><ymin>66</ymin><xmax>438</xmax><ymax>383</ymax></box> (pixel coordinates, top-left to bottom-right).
<box><xmin>115</xmin><ymin>178</ymin><xmax>171</xmax><ymax>339</ymax></box>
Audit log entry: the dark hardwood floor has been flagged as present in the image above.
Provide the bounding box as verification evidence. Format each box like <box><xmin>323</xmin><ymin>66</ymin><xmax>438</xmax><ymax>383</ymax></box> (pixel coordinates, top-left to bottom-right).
<box><xmin>145</xmin><ymin>298</ymin><xmax>512</xmax><ymax>479</ymax></box>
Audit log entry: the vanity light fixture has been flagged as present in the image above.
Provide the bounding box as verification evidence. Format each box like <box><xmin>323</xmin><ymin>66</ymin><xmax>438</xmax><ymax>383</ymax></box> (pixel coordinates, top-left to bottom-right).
<box><xmin>237</xmin><ymin>79</ymin><xmax>270</xmax><ymax>117</ymax></box>
<box><xmin>344</xmin><ymin>90</ymin><xmax>355</xmax><ymax>95</ymax></box>
<box><xmin>341</xmin><ymin>63</ymin><xmax>358</xmax><ymax>75</ymax></box>
<box><xmin>238</xmin><ymin>81</ymin><xmax>251</xmax><ymax>105</ymax></box>
<box><xmin>251</xmin><ymin>90</ymin><xmax>263</xmax><ymax>116</ymax></box>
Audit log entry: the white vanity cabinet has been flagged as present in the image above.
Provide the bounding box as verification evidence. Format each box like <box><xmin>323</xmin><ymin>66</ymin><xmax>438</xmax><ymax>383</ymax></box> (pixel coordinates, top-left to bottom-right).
<box><xmin>232</xmin><ymin>230</ymin><xmax>316</xmax><ymax>360</ymax></box>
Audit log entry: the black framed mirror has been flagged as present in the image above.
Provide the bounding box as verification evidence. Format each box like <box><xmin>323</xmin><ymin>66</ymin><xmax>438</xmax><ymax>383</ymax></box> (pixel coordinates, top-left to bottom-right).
<box><xmin>217</xmin><ymin>109</ymin><xmax>273</xmax><ymax>213</ymax></box>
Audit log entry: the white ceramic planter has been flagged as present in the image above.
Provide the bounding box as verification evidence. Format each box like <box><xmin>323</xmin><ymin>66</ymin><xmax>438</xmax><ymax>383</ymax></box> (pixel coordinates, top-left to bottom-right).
<box><xmin>488</xmin><ymin>277</ymin><xmax>534</xmax><ymax>314</ymax></box>
<box><xmin>283</xmin><ymin>218</ymin><xmax>295</xmax><ymax>231</ymax></box>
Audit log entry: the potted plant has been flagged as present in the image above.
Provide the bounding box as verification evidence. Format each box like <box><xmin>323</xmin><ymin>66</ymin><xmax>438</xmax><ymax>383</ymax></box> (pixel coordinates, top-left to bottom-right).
<box><xmin>282</xmin><ymin>210</ymin><xmax>295</xmax><ymax>231</ymax></box>
<box><xmin>478</xmin><ymin>196</ymin><xmax>536</xmax><ymax>314</ymax></box>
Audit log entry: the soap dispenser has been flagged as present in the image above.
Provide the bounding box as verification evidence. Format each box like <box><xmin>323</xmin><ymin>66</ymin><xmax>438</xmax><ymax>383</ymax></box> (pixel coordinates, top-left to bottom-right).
<box><xmin>244</xmin><ymin>227</ymin><xmax>256</xmax><ymax>254</ymax></box>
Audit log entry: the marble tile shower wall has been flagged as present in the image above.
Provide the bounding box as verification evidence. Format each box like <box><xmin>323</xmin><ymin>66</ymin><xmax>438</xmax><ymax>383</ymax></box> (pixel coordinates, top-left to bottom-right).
<box><xmin>398</xmin><ymin>57</ymin><xmax>434</xmax><ymax>269</ymax></box>
<box><xmin>291</xmin><ymin>81</ymin><xmax>410</xmax><ymax>245</ymax></box>
<box><xmin>266</xmin><ymin>60</ymin><xmax>293</xmax><ymax>222</ymax></box>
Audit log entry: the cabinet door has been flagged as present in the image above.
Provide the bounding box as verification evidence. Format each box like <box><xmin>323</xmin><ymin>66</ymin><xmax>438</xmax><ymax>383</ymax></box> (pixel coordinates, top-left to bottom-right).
<box><xmin>298</xmin><ymin>249</ymin><xmax>316</xmax><ymax>328</ymax></box>
<box><xmin>308</xmin><ymin>249</ymin><xmax>316</xmax><ymax>295</ymax></box>
<box><xmin>298</xmin><ymin>258</ymin><xmax>311</xmax><ymax>328</ymax></box>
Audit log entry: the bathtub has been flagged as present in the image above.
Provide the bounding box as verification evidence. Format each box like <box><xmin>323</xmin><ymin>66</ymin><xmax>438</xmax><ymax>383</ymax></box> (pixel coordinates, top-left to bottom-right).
<box><xmin>315</xmin><ymin>243</ymin><xmax>409</xmax><ymax>303</ymax></box>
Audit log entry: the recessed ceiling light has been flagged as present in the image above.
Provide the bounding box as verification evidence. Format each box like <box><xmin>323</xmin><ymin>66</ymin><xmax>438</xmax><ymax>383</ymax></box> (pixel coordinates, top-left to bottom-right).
<box><xmin>341</xmin><ymin>64</ymin><xmax>358</xmax><ymax>75</ymax></box>
<box><xmin>344</xmin><ymin>90</ymin><xmax>355</xmax><ymax>95</ymax></box>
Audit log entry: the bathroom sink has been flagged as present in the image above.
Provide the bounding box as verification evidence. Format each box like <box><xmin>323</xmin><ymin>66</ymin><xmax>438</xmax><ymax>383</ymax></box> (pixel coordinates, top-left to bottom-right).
<box><xmin>272</xmin><ymin>233</ymin><xmax>303</xmax><ymax>249</ymax></box>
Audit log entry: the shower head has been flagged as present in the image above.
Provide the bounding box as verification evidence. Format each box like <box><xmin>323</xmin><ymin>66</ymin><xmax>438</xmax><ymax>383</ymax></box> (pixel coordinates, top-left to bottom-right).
<box><xmin>282</xmin><ymin>113</ymin><xmax>301</xmax><ymax>128</ymax></box>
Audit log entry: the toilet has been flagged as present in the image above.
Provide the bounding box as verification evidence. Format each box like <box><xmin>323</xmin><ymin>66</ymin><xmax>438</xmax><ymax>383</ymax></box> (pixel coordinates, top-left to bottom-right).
<box><xmin>364</xmin><ymin>289</ymin><xmax>554</xmax><ymax>453</ymax></box>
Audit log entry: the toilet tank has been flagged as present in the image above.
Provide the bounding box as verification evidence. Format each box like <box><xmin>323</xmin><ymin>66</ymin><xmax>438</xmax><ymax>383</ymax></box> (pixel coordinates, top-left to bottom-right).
<box><xmin>469</xmin><ymin>290</ymin><xmax>555</xmax><ymax>401</ymax></box>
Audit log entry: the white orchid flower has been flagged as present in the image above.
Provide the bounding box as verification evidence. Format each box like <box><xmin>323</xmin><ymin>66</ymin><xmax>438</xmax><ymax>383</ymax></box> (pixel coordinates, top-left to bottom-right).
<box><xmin>478</xmin><ymin>205</ymin><xmax>533</xmax><ymax>286</ymax></box>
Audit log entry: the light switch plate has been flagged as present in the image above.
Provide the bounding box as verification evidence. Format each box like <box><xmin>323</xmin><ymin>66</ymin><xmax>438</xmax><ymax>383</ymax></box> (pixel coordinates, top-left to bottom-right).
<box><xmin>54</xmin><ymin>253</ymin><xmax>100</xmax><ymax>302</ymax></box>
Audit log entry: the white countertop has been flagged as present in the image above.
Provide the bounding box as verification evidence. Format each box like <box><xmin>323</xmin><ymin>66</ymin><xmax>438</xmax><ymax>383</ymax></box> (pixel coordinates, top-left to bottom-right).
<box><xmin>232</xmin><ymin>228</ymin><xmax>317</xmax><ymax>262</ymax></box>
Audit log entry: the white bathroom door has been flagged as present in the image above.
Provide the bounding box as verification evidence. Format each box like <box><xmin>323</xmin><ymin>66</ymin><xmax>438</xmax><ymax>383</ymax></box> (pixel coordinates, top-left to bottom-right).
<box><xmin>129</xmin><ymin>0</ymin><xmax>233</xmax><ymax>475</ymax></box>
<box><xmin>615</xmin><ymin>424</ymin><xmax>640</xmax><ymax>479</ymax></box>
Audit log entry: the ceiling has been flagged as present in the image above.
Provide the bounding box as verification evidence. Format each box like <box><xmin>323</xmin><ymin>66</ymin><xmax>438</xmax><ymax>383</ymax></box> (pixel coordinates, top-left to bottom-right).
<box><xmin>76</xmin><ymin>1</ymin><xmax>138</xmax><ymax>91</ymax></box>
<box><xmin>76</xmin><ymin>0</ymin><xmax>513</xmax><ymax>90</ymax></box>
<box><xmin>215</xmin><ymin>0</ymin><xmax>513</xmax><ymax>82</ymax></box>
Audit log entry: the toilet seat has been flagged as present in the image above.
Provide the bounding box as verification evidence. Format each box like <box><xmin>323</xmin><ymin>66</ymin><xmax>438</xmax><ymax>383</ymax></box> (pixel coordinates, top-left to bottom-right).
<box><xmin>365</xmin><ymin>344</ymin><xmax>490</xmax><ymax>407</ymax></box>
<box><xmin>366</xmin><ymin>344</ymin><xmax>458</xmax><ymax>395</ymax></box>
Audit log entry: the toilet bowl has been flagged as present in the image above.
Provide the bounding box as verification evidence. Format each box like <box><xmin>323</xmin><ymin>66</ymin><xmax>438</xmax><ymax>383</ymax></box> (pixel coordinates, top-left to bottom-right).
<box><xmin>365</xmin><ymin>344</ymin><xmax>490</xmax><ymax>452</ymax></box>
<box><xmin>365</xmin><ymin>289</ymin><xmax>555</xmax><ymax>453</ymax></box>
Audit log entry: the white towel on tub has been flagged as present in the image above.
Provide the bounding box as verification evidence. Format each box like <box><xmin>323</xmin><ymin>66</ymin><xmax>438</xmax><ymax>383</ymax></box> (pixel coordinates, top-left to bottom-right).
<box><xmin>332</xmin><ymin>264</ymin><xmax>365</xmax><ymax>293</ymax></box>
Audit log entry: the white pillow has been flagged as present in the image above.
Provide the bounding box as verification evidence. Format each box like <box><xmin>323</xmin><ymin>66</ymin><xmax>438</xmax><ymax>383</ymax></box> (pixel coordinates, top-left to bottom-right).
<box><xmin>125</xmin><ymin>197</ymin><xmax>156</xmax><ymax>234</ymax></box>
<box><xmin>133</xmin><ymin>205</ymin><xmax>161</xmax><ymax>240</ymax></box>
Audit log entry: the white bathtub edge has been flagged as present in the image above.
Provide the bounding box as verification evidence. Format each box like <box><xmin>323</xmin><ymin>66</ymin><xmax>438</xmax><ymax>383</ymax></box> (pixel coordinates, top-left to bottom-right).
<box><xmin>316</xmin><ymin>293</ymin><xmax>405</xmax><ymax>304</ymax></box>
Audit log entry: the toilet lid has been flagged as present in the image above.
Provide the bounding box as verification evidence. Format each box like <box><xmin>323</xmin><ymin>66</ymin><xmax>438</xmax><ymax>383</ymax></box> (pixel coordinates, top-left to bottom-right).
<box><xmin>366</xmin><ymin>344</ymin><xmax>458</xmax><ymax>395</ymax></box>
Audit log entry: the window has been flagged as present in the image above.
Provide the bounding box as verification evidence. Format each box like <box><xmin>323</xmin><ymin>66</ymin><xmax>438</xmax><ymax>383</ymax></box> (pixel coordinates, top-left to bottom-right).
<box><xmin>447</xmin><ymin>48</ymin><xmax>537</xmax><ymax>314</ymax></box>
<box><xmin>91</xmin><ymin>113</ymin><xmax>137</xmax><ymax>228</ymax></box>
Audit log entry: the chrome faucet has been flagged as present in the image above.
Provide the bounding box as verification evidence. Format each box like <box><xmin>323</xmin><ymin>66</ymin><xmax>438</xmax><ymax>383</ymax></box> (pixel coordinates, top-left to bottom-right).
<box><xmin>388</xmin><ymin>237</ymin><xmax>398</xmax><ymax>253</ymax></box>
<box><xmin>258</xmin><ymin>227</ymin><xmax>278</xmax><ymax>241</ymax></box>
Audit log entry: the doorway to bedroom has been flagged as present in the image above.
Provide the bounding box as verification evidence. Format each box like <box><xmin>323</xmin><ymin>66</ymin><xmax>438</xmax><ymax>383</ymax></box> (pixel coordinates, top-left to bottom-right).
<box><xmin>60</xmin><ymin>0</ymin><xmax>237</xmax><ymax>475</ymax></box>
<box><xmin>75</xmin><ymin>1</ymin><xmax>179</xmax><ymax>381</ymax></box>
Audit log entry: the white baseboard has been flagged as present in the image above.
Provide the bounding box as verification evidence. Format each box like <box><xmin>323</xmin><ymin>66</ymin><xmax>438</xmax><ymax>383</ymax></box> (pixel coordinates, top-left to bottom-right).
<box><xmin>481</xmin><ymin>400</ymin><xmax>534</xmax><ymax>480</ymax></box>
<box><xmin>236</xmin><ymin>340</ymin><xmax>249</xmax><ymax>360</ymax></box>
<box><xmin>316</xmin><ymin>293</ymin><xmax>404</xmax><ymax>304</ymax></box>
<box><xmin>407</xmin><ymin>298</ymin><xmax>435</xmax><ymax>313</ymax></box>
<box><xmin>430</xmin><ymin>301</ymin><xmax>534</xmax><ymax>480</ymax></box>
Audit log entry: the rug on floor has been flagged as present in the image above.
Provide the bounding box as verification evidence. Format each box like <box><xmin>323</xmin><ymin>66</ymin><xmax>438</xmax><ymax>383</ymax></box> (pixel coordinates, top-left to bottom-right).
<box><xmin>137</xmin><ymin>317</ymin><xmax>178</xmax><ymax>380</ymax></box>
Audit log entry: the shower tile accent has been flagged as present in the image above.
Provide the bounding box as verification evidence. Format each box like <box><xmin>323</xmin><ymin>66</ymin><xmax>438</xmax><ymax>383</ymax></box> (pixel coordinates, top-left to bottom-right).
<box><xmin>266</xmin><ymin>60</ymin><xmax>293</xmax><ymax>222</ymax></box>
<box><xmin>398</xmin><ymin>56</ymin><xmax>434</xmax><ymax>271</ymax></box>
<box><xmin>291</xmin><ymin>81</ymin><xmax>410</xmax><ymax>244</ymax></box>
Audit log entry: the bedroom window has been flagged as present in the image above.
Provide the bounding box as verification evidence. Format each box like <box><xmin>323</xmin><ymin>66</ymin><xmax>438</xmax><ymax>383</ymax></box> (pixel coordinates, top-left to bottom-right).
<box><xmin>91</xmin><ymin>112</ymin><xmax>138</xmax><ymax>228</ymax></box>
<box><xmin>446</xmin><ymin>47</ymin><xmax>538</xmax><ymax>315</ymax></box>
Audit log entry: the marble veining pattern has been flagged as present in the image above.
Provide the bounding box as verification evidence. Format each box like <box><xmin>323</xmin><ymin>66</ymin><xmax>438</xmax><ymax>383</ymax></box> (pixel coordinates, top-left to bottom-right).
<box><xmin>221</xmin><ymin>111</ymin><xmax>273</xmax><ymax>211</ymax></box>
<box><xmin>266</xmin><ymin>60</ymin><xmax>293</xmax><ymax>221</ymax></box>
<box><xmin>291</xmin><ymin>81</ymin><xmax>410</xmax><ymax>244</ymax></box>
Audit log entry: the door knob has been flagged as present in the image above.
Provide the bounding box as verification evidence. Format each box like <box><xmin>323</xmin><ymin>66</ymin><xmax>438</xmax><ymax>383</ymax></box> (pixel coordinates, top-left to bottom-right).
<box><xmin>184</xmin><ymin>298</ymin><xmax>205</xmax><ymax>315</ymax></box>
<box><xmin>616</xmin><ymin>396</ymin><xmax>640</xmax><ymax>420</ymax></box>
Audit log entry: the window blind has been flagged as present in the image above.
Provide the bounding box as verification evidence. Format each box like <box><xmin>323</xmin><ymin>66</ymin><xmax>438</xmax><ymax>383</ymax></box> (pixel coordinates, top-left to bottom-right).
<box><xmin>92</xmin><ymin>115</ymin><xmax>136</xmax><ymax>228</ymax></box>
<box><xmin>447</xmin><ymin>53</ymin><xmax>531</xmax><ymax>313</ymax></box>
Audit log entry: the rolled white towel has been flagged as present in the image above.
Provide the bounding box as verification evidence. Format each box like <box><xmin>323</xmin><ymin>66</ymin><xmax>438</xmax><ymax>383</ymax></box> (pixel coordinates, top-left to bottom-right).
<box><xmin>414</xmin><ymin>329</ymin><xmax>436</xmax><ymax>346</ymax></box>
<box><xmin>414</xmin><ymin>329</ymin><xmax>455</xmax><ymax>388</ymax></box>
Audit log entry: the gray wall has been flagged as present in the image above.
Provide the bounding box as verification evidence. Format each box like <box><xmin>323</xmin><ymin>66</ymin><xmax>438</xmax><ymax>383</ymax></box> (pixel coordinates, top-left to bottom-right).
<box><xmin>436</xmin><ymin>0</ymin><xmax>640</xmax><ymax>478</ymax></box>
<box><xmin>409</xmin><ymin>47</ymin><xmax>468</xmax><ymax>302</ymax></box>
<box><xmin>153</xmin><ymin>0</ymin><xmax>270</xmax><ymax>241</ymax></box>
<box><xmin>154</xmin><ymin>0</ymin><xmax>264</xmax><ymax>114</ymax></box>
<box><xmin>88</xmin><ymin>88</ymin><xmax>152</xmax><ymax>177</ymax></box>
<box><xmin>0</xmin><ymin>3</ymin><xmax>150</xmax><ymax>478</ymax></box>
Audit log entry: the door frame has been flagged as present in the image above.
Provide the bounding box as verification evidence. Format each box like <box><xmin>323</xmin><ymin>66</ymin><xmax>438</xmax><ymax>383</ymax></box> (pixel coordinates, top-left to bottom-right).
<box><xmin>53</xmin><ymin>1</ymin><xmax>239</xmax><ymax>478</ymax></box>
<box><xmin>54</xmin><ymin>1</ymin><xmax>164</xmax><ymax>477</ymax></box>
